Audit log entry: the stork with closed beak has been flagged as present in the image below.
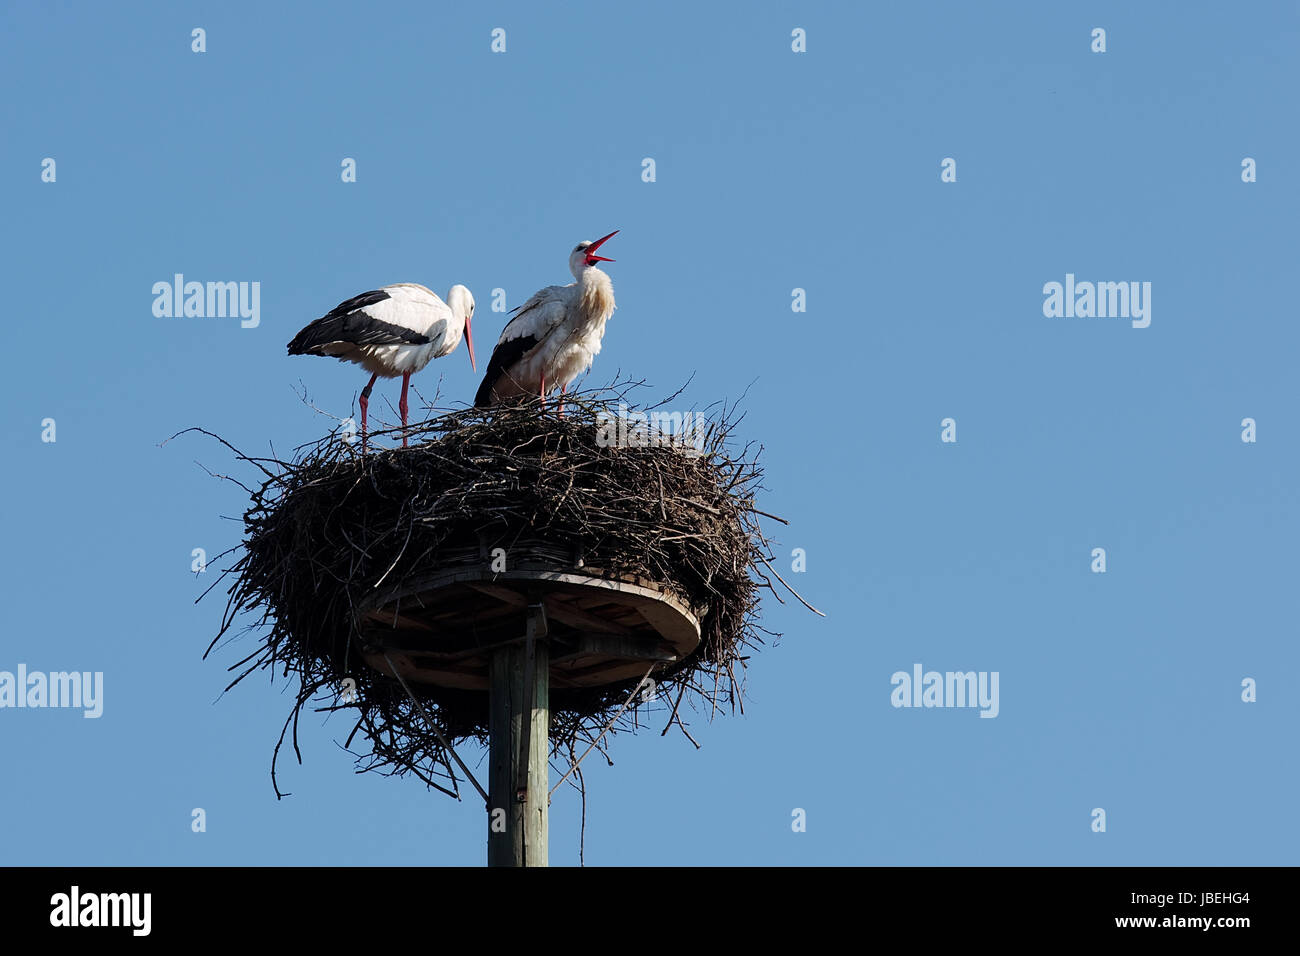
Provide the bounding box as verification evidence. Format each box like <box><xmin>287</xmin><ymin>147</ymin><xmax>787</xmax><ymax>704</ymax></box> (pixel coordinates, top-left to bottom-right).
<box><xmin>474</xmin><ymin>231</ymin><xmax>618</xmax><ymax>409</ymax></box>
<box><xmin>288</xmin><ymin>282</ymin><xmax>476</xmax><ymax>446</ymax></box>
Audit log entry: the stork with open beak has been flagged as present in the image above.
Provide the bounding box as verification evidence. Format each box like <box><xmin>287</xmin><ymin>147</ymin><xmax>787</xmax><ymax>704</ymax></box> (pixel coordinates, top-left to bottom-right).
<box><xmin>474</xmin><ymin>231</ymin><xmax>618</xmax><ymax>409</ymax></box>
<box><xmin>288</xmin><ymin>282</ymin><xmax>476</xmax><ymax>447</ymax></box>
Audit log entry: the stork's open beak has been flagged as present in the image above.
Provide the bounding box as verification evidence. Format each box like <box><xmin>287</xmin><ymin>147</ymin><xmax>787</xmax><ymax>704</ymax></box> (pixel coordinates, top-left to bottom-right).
<box><xmin>465</xmin><ymin>317</ymin><xmax>477</xmax><ymax>372</ymax></box>
<box><xmin>585</xmin><ymin>229</ymin><xmax>619</xmax><ymax>264</ymax></box>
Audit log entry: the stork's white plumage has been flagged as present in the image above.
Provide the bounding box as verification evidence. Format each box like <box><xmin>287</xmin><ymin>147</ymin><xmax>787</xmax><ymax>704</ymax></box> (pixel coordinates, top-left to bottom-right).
<box><xmin>474</xmin><ymin>231</ymin><xmax>618</xmax><ymax>408</ymax></box>
<box><xmin>288</xmin><ymin>282</ymin><xmax>476</xmax><ymax>446</ymax></box>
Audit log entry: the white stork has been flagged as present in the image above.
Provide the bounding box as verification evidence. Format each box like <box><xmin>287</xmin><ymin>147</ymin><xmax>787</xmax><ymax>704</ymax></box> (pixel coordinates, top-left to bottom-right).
<box><xmin>474</xmin><ymin>231</ymin><xmax>618</xmax><ymax>409</ymax></box>
<box><xmin>288</xmin><ymin>282</ymin><xmax>476</xmax><ymax>446</ymax></box>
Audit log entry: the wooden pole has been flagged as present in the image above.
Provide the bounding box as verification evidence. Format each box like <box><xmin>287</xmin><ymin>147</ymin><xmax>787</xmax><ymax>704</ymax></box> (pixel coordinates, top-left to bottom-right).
<box><xmin>487</xmin><ymin>602</ymin><xmax>549</xmax><ymax>866</ymax></box>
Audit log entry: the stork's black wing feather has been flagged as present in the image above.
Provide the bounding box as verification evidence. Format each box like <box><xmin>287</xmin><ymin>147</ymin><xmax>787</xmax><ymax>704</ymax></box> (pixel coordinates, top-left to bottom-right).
<box><xmin>474</xmin><ymin>335</ymin><xmax>539</xmax><ymax>406</ymax></box>
<box><xmin>287</xmin><ymin>290</ymin><xmax>430</xmax><ymax>355</ymax></box>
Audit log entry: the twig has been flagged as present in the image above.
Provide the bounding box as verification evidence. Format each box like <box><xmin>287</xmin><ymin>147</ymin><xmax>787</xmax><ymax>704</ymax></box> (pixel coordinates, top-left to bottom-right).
<box><xmin>381</xmin><ymin>652</ymin><xmax>488</xmax><ymax>806</ymax></box>
<box><xmin>550</xmin><ymin>666</ymin><xmax>654</xmax><ymax>799</ymax></box>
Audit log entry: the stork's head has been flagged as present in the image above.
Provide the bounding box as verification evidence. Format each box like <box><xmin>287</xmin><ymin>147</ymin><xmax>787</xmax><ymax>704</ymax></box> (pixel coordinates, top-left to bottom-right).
<box><xmin>447</xmin><ymin>284</ymin><xmax>476</xmax><ymax>372</ymax></box>
<box><xmin>569</xmin><ymin>230</ymin><xmax>618</xmax><ymax>278</ymax></box>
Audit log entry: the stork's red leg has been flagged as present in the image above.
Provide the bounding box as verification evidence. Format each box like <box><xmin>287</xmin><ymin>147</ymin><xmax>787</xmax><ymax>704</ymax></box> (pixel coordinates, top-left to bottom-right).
<box><xmin>359</xmin><ymin>373</ymin><xmax>378</xmax><ymax>450</ymax></box>
<box><xmin>399</xmin><ymin>372</ymin><xmax>411</xmax><ymax>448</ymax></box>
<box><xmin>540</xmin><ymin>372</ymin><xmax>546</xmax><ymax>408</ymax></box>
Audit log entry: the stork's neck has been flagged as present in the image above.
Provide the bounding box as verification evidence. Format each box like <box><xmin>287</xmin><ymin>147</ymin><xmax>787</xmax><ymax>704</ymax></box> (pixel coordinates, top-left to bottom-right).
<box><xmin>576</xmin><ymin>266</ymin><xmax>616</xmax><ymax>329</ymax></box>
<box><xmin>578</xmin><ymin>264</ymin><xmax>609</xmax><ymax>286</ymax></box>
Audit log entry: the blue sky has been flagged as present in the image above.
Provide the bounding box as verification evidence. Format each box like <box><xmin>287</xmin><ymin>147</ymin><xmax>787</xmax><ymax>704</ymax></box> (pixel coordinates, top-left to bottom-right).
<box><xmin>1</xmin><ymin>1</ymin><xmax>1296</xmax><ymax>865</ymax></box>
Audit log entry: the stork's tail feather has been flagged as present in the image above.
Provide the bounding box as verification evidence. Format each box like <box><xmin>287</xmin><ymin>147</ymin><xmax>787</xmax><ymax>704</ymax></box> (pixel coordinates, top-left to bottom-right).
<box><xmin>472</xmin><ymin>335</ymin><xmax>539</xmax><ymax>408</ymax></box>
<box><xmin>286</xmin><ymin>321</ymin><xmax>339</xmax><ymax>356</ymax></box>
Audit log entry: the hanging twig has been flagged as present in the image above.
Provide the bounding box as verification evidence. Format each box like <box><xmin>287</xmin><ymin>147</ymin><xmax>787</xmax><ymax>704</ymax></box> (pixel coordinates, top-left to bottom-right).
<box><xmin>550</xmin><ymin>666</ymin><xmax>654</xmax><ymax>799</ymax></box>
<box><xmin>381</xmin><ymin>651</ymin><xmax>488</xmax><ymax>806</ymax></box>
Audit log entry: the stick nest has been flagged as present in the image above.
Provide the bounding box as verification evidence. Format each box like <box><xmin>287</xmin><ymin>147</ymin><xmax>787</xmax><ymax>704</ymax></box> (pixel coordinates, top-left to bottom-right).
<box><xmin>202</xmin><ymin>386</ymin><xmax>800</xmax><ymax>800</ymax></box>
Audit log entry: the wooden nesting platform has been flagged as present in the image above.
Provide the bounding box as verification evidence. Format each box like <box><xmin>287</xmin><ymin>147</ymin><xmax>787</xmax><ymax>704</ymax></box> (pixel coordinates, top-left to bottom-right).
<box><xmin>355</xmin><ymin>551</ymin><xmax>701</xmax><ymax>692</ymax></box>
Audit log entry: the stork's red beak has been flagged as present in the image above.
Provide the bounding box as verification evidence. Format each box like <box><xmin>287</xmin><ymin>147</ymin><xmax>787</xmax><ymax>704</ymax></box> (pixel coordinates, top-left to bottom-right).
<box><xmin>585</xmin><ymin>229</ymin><xmax>619</xmax><ymax>264</ymax></box>
<box><xmin>465</xmin><ymin>317</ymin><xmax>477</xmax><ymax>372</ymax></box>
